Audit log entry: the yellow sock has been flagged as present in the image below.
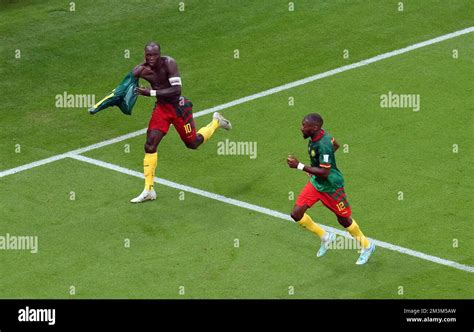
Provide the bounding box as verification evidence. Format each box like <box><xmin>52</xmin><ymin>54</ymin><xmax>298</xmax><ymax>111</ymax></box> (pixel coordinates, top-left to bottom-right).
<box><xmin>298</xmin><ymin>213</ymin><xmax>326</xmax><ymax>239</ymax></box>
<box><xmin>346</xmin><ymin>219</ymin><xmax>370</xmax><ymax>249</ymax></box>
<box><xmin>197</xmin><ymin>119</ymin><xmax>220</xmax><ymax>143</ymax></box>
<box><xmin>143</xmin><ymin>152</ymin><xmax>158</xmax><ymax>191</ymax></box>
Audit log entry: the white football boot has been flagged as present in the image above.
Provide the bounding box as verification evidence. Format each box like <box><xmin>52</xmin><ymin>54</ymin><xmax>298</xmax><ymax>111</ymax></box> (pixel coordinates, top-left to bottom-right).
<box><xmin>213</xmin><ymin>112</ymin><xmax>232</xmax><ymax>130</ymax></box>
<box><xmin>317</xmin><ymin>232</ymin><xmax>336</xmax><ymax>257</ymax></box>
<box><xmin>356</xmin><ymin>242</ymin><xmax>376</xmax><ymax>265</ymax></box>
<box><xmin>130</xmin><ymin>189</ymin><xmax>157</xmax><ymax>203</ymax></box>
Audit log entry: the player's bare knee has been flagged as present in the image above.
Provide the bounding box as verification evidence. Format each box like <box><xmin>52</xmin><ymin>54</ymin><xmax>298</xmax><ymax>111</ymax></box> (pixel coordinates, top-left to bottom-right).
<box><xmin>144</xmin><ymin>144</ymin><xmax>157</xmax><ymax>154</ymax></box>
<box><xmin>186</xmin><ymin>138</ymin><xmax>202</xmax><ymax>150</ymax></box>
<box><xmin>185</xmin><ymin>142</ymin><xmax>198</xmax><ymax>150</ymax></box>
<box><xmin>291</xmin><ymin>211</ymin><xmax>302</xmax><ymax>222</ymax></box>
<box><xmin>337</xmin><ymin>216</ymin><xmax>352</xmax><ymax>228</ymax></box>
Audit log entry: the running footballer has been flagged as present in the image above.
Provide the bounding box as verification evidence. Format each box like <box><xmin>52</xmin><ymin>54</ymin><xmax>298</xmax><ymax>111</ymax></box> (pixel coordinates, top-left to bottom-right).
<box><xmin>287</xmin><ymin>113</ymin><xmax>375</xmax><ymax>265</ymax></box>
<box><xmin>131</xmin><ymin>42</ymin><xmax>231</xmax><ymax>203</ymax></box>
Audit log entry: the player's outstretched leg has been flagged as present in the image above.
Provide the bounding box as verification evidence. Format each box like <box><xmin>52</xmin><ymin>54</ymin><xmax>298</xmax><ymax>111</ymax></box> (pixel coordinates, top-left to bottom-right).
<box><xmin>291</xmin><ymin>205</ymin><xmax>336</xmax><ymax>258</ymax></box>
<box><xmin>340</xmin><ymin>217</ymin><xmax>375</xmax><ymax>265</ymax></box>
<box><xmin>197</xmin><ymin>112</ymin><xmax>231</xmax><ymax>143</ymax></box>
<box><xmin>131</xmin><ymin>130</ymin><xmax>164</xmax><ymax>203</ymax></box>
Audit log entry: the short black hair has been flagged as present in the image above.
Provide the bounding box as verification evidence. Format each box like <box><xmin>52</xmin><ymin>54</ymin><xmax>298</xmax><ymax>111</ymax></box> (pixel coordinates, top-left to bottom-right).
<box><xmin>304</xmin><ymin>113</ymin><xmax>323</xmax><ymax>126</ymax></box>
<box><xmin>145</xmin><ymin>42</ymin><xmax>160</xmax><ymax>51</ymax></box>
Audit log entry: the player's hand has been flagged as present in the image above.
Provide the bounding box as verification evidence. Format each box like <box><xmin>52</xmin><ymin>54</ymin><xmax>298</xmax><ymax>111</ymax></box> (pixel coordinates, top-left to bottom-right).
<box><xmin>134</xmin><ymin>87</ymin><xmax>151</xmax><ymax>96</ymax></box>
<box><xmin>287</xmin><ymin>155</ymin><xmax>299</xmax><ymax>168</ymax></box>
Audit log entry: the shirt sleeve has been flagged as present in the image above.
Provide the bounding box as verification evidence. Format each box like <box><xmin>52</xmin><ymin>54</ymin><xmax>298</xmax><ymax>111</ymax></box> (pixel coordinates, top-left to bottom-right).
<box><xmin>318</xmin><ymin>142</ymin><xmax>333</xmax><ymax>168</ymax></box>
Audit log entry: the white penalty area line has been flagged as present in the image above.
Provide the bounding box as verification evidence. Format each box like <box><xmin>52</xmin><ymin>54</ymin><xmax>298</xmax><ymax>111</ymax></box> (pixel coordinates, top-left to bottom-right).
<box><xmin>1</xmin><ymin>26</ymin><xmax>473</xmax><ymax>179</ymax></box>
<box><xmin>70</xmin><ymin>154</ymin><xmax>474</xmax><ymax>274</ymax></box>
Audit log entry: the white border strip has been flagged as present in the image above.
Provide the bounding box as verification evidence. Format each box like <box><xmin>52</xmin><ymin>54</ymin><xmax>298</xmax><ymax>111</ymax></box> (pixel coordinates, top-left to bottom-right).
<box><xmin>1</xmin><ymin>26</ymin><xmax>472</xmax><ymax>179</ymax></box>
<box><xmin>70</xmin><ymin>154</ymin><xmax>474</xmax><ymax>274</ymax></box>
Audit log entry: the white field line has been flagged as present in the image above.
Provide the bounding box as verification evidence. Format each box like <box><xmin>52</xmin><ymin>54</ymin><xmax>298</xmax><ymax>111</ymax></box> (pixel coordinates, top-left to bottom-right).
<box><xmin>1</xmin><ymin>26</ymin><xmax>473</xmax><ymax>179</ymax></box>
<box><xmin>70</xmin><ymin>154</ymin><xmax>474</xmax><ymax>274</ymax></box>
<box><xmin>0</xmin><ymin>130</ymin><xmax>147</xmax><ymax>178</ymax></box>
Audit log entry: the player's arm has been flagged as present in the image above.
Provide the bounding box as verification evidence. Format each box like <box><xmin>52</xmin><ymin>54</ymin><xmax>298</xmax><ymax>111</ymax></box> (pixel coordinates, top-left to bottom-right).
<box><xmin>287</xmin><ymin>156</ymin><xmax>330</xmax><ymax>179</ymax></box>
<box><xmin>332</xmin><ymin>138</ymin><xmax>340</xmax><ymax>152</ymax></box>
<box><xmin>133</xmin><ymin>63</ymin><xmax>157</xmax><ymax>96</ymax></box>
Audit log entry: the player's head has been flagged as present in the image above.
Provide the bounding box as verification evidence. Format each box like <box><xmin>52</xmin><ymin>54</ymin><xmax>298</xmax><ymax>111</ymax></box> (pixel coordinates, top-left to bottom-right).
<box><xmin>144</xmin><ymin>42</ymin><xmax>161</xmax><ymax>67</ymax></box>
<box><xmin>301</xmin><ymin>113</ymin><xmax>323</xmax><ymax>139</ymax></box>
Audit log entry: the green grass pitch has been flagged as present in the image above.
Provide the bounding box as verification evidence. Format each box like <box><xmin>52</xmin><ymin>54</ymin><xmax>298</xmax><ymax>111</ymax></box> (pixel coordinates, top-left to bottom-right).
<box><xmin>0</xmin><ymin>0</ymin><xmax>473</xmax><ymax>298</ymax></box>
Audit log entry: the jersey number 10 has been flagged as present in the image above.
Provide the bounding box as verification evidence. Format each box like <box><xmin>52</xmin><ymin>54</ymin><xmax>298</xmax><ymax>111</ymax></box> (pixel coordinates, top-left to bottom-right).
<box><xmin>184</xmin><ymin>123</ymin><xmax>192</xmax><ymax>134</ymax></box>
